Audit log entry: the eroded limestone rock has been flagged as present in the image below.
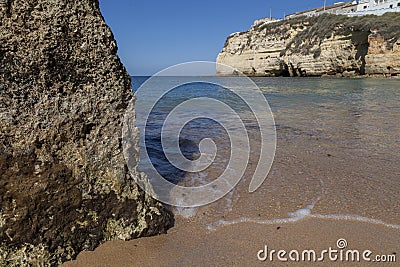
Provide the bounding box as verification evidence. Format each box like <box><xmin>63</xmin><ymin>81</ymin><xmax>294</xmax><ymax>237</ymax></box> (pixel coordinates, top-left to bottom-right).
<box><xmin>0</xmin><ymin>1</ymin><xmax>171</xmax><ymax>265</ymax></box>
<box><xmin>217</xmin><ymin>13</ymin><xmax>400</xmax><ymax>77</ymax></box>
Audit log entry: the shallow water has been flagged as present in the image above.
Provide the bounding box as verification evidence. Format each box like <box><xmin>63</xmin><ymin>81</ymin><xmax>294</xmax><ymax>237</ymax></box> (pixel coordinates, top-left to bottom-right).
<box><xmin>131</xmin><ymin>76</ymin><xmax>400</xmax><ymax>227</ymax></box>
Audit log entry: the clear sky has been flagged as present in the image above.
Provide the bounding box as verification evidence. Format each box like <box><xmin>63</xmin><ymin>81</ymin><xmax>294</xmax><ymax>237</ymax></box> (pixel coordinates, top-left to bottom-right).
<box><xmin>99</xmin><ymin>0</ymin><xmax>340</xmax><ymax>75</ymax></box>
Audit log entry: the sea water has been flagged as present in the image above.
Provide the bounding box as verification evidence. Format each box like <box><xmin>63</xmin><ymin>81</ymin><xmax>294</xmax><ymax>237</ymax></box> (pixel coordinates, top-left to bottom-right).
<box><xmin>131</xmin><ymin>76</ymin><xmax>400</xmax><ymax>227</ymax></box>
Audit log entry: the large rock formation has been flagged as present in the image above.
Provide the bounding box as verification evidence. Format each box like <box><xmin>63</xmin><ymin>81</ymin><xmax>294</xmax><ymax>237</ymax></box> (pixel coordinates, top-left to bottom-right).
<box><xmin>217</xmin><ymin>13</ymin><xmax>400</xmax><ymax>77</ymax></box>
<box><xmin>365</xmin><ymin>31</ymin><xmax>400</xmax><ymax>75</ymax></box>
<box><xmin>0</xmin><ymin>0</ymin><xmax>171</xmax><ymax>265</ymax></box>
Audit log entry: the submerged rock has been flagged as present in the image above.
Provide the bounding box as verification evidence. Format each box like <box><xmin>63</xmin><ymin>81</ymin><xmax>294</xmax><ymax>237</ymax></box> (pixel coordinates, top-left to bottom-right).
<box><xmin>0</xmin><ymin>0</ymin><xmax>171</xmax><ymax>265</ymax></box>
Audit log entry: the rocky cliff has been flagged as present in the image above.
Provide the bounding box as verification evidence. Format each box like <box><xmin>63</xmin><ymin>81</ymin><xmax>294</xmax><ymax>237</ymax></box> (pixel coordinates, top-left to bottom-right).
<box><xmin>0</xmin><ymin>0</ymin><xmax>171</xmax><ymax>265</ymax></box>
<box><xmin>217</xmin><ymin>13</ymin><xmax>400</xmax><ymax>77</ymax></box>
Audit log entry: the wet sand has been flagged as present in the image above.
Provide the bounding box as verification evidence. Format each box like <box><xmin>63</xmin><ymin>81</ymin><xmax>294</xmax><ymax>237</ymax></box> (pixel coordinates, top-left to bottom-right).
<box><xmin>64</xmin><ymin>139</ymin><xmax>400</xmax><ymax>266</ymax></box>
<box><xmin>64</xmin><ymin>217</ymin><xmax>399</xmax><ymax>267</ymax></box>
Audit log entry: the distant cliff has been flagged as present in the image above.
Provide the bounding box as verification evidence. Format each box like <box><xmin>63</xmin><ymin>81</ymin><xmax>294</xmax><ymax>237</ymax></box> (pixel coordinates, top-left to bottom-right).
<box><xmin>0</xmin><ymin>0</ymin><xmax>171</xmax><ymax>265</ymax></box>
<box><xmin>217</xmin><ymin>13</ymin><xmax>400</xmax><ymax>77</ymax></box>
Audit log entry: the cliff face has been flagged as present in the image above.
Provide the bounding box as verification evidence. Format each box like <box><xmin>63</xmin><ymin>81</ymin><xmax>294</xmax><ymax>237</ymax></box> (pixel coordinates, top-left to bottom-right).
<box><xmin>217</xmin><ymin>13</ymin><xmax>400</xmax><ymax>77</ymax></box>
<box><xmin>0</xmin><ymin>0</ymin><xmax>170</xmax><ymax>265</ymax></box>
<box><xmin>366</xmin><ymin>33</ymin><xmax>400</xmax><ymax>75</ymax></box>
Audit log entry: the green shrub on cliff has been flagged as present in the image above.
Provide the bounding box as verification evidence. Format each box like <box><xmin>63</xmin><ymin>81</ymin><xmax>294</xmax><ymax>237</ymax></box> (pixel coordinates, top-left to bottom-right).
<box><xmin>259</xmin><ymin>12</ymin><xmax>400</xmax><ymax>55</ymax></box>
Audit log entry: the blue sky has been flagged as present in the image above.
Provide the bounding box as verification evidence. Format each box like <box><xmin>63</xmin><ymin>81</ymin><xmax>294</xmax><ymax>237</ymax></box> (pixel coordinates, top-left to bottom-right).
<box><xmin>99</xmin><ymin>0</ymin><xmax>339</xmax><ymax>75</ymax></box>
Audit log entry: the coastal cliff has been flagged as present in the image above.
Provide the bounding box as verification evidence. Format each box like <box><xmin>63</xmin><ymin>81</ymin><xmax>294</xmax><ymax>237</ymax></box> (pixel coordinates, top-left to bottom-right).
<box><xmin>0</xmin><ymin>0</ymin><xmax>171</xmax><ymax>265</ymax></box>
<box><xmin>217</xmin><ymin>13</ymin><xmax>400</xmax><ymax>77</ymax></box>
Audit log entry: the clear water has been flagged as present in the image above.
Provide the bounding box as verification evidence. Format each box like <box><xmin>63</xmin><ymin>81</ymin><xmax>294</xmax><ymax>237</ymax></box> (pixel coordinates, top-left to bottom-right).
<box><xmin>132</xmin><ymin>76</ymin><xmax>400</xmax><ymax>225</ymax></box>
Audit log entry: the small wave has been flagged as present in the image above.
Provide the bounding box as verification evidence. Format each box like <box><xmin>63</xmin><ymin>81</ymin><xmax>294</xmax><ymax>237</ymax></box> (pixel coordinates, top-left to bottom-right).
<box><xmin>207</xmin><ymin>203</ymin><xmax>400</xmax><ymax>231</ymax></box>
<box><xmin>310</xmin><ymin>214</ymin><xmax>400</xmax><ymax>229</ymax></box>
<box><xmin>288</xmin><ymin>204</ymin><xmax>315</xmax><ymax>219</ymax></box>
<box><xmin>207</xmin><ymin>203</ymin><xmax>317</xmax><ymax>231</ymax></box>
<box><xmin>174</xmin><ymin>207</ymin><xmax>198</xmax><ymax>218</ymax></box>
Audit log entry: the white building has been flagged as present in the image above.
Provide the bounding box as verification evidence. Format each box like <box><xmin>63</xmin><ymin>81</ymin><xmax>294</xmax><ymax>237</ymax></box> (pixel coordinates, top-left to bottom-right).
<box><xmin>347</xmin><ymin>0</ymin><xmax>400</xmax><ymax>15</ymax></box>
<box><xmin>286</xmin><ymin>0</ymin><xmax>400</xmax><ymax>19</ymax></box>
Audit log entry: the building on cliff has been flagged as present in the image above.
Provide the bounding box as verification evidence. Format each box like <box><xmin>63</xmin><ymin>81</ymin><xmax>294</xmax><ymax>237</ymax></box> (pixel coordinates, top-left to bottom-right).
<box><xmin>285</xmin><ymin>1</ymin><xmax>357</xmax><ymax>19</ymax></box>
<box><xmin>342</xmin><ymin>0</ymin><xmax>400</xmax><ymax>16</ymax></box>
<box><xmin>286</xmin><ymin>0</ymin><xmax>400</xmax><ymax>19</ymax></box>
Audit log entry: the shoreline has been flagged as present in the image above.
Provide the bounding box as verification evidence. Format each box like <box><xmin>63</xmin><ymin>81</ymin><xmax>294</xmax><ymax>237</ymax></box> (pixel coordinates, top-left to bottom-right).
<box><xmin>63</xmin><ymin>118</ymin><xmax>400</xmax><ymax>266</ymax></box>
<box><xmin>63</xmin><ymin>216</ymin><xmax>399</xmax><ymax>266</ymax></box>
<box><xmin>64</xmin><ymin>77</ymin><xmax>400</xmax><ymax>266</ymax></box>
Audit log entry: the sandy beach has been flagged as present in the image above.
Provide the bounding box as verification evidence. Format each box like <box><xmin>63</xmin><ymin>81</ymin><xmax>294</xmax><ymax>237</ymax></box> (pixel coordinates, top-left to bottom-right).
<box><xmin>64</xmin><ymin>217</ymin><xmax>399</xmax><ymax>266</ymax></box>
<box><xmin>64</xmin><ymin>101</ymin><xmax>400</xmax><ymax>266</ymax></box>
